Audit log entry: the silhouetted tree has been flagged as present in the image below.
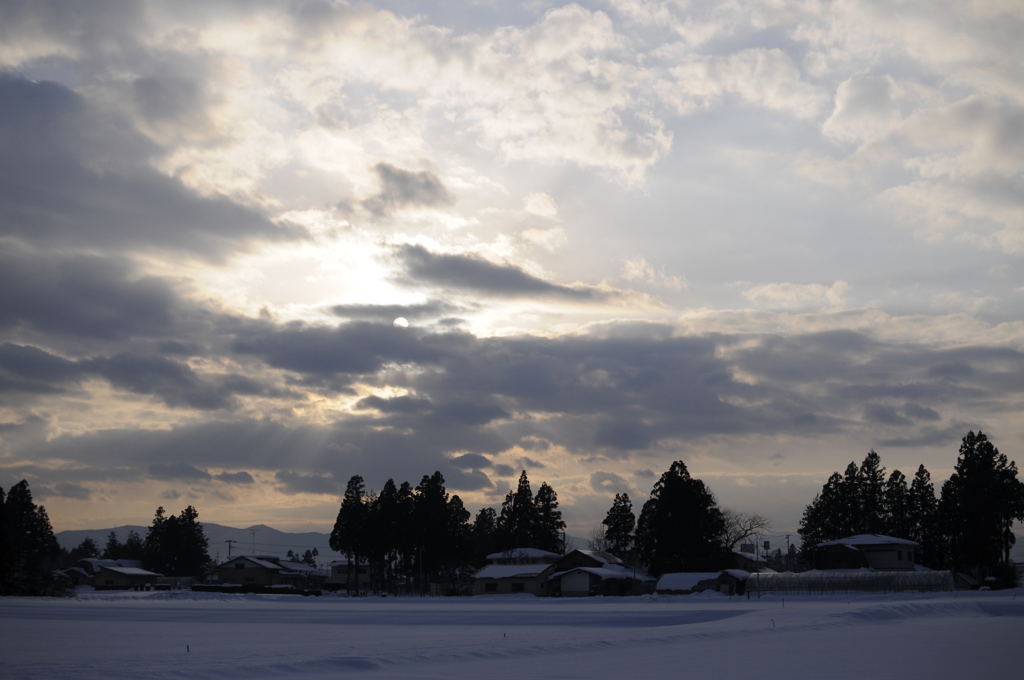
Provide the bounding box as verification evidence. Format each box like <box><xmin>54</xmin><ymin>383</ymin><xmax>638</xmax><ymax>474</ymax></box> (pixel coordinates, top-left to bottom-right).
<box><xmin>859</xmin><ymin>450</ymin><xmax>886</xmax><ymax>534</ymax></box>
<box><xmin>532</xmin><ymin>482</ymin><xmax>565</xmax><ymax>554</ymax></box>
<box><xmin>939</xmin><ymin>431</ymin><xmax>1024</xmax><ymax>579</ymax></box>
<box><xmin>636</xmin><ymin>461</ymin><xmax>729</xmax><ymax>575</ymax></box>
<box><xmin>882</xmin><ymin>469</ymin><xmax>911</xmax><ymax>539</ymax></box>
<box><xmin>908</xmin><ymin>465</ymin><xmax>939</xmax><ymax>567</ymax></box>
<box><xmin>2</xmin><ymin>480</ymin><xmax>60</xmax><ymax>595</ymax></box>
<box><xmin>143</xmin><ymin>505</ymin><xmax>211</xmax><ymax>577</ymax></box>
<box><xmin>498</xmin><ymin>471</ymin><xmax>535</xmax><ymax>549</ymax></box>
<box><xmin>602</xmin><ymin>493</ymin><xmax>635</xmax><ymax>559</ymax></box>
<box><xmin>103</xmin><ymin>531</ymin><xmax>122</xmax><ymax>560</ymax></box>
<box><xmin>330</xmin><ymin>475</ymin><xmax>368</xmax><ymax>594</ymax></box>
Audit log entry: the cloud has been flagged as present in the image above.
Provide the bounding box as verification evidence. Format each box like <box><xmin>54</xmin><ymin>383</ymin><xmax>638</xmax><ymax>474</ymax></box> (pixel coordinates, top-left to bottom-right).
<box><xmin>0</xmin><ymin>76</ymin><xmax>302</xmax><ymax>259</ymax></box>
<box><xmin>743</xmin><ymin>281</ymin><xmax>851</xmax><ymax>309</ymax></box>
<box><xmin>275</xmin><ymin>470</ymin><xmax>340</xmax><ymax>496</ymax></box>
<box><xmin>361</xmin><ymin>163</ymin><xmax>456</xmax><ymax>216</ymax></box>
<box><xmin>823</xmin><ymin>76</ymin><xmax>902</xmax><ymax>143</ymax></box>
<box><xmin>523</xmin><ymin>193</ymin><xmax>558</xmax><ymax>218</ymax></box>
<box><xmin>329</xmin><ymin>301</ymin><xmax>461</xmax><ymax>322</ymax></box>
<box><xmin>216</xmin><ymin>471</ymin><xmax>255</xmax><ymax>485</ymax></box>
<box><xmin>589</xmin><ymin>470</ymin><xmax>636</xmax><ymax>496</ymax></box>
<box><xmin>148</xmin><ymin>462</ymin><xmax>212</xmax><ymax>481</ymax></box>
<box><xmin>395</xmin><ymin>244</ymin><xmax>610</xmax><ymax>301</ymax></box>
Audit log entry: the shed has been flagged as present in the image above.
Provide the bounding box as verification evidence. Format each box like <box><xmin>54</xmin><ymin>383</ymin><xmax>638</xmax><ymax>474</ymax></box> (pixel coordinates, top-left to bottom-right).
<box><xmin>94</xmin><ymin>565</ymin><xmax>162</xmax><ymax>590</ymax></box>
<box><xmin>472</xmin><ymin>562</ymin><xmax>555</xmax><ymax>596</ymax></box>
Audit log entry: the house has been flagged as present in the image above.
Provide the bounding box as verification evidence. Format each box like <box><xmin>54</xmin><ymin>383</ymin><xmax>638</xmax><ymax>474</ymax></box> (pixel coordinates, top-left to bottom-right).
<box><xmin>62</xmin><ymin>558</ymin><xmax>148</xmax><ymax>587</ymax></box>
<box><xmin>814</xmin><ymin>534</ymin><xmax>920</xmax><ymax>571</ymax></box>
<box><xmin>656</xmin><ymin>570</ymin><xmax>751</xmax><ymax>595</ymax></box>
<box><xmin>547</xmin><ymin>549</ymin><xmax>655</xmax><ymax>597</ymax></box>
<box><xmin>472</xmin><ymin>562</ymin><xmax>557</xmax><ymax>595</ymax></box>
<box><xmin>733</xmin><ymin>551</ymin><xmax>768</xmax><ymax>572</ymax></box>
<box><xmin>94</xmin><ymin>565</ymin><xmax>162</xmax><ymax>590</ymax></box>
<box><xmin>325</xmin><ymin>558</ymin><xmax>372</xmax><ymax>592</ymax></box>
<box><xmin>218</xmin><ymin>554</ymin><xmax>324</xmax><ymax>590</ymax></box>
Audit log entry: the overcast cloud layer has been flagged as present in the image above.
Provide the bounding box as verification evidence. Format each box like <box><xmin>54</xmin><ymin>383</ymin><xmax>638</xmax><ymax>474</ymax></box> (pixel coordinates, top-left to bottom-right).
<box><xmin>0</xmin><ymin>0</ymin><xmax>1022</xmax><ymax>545</ymax></box>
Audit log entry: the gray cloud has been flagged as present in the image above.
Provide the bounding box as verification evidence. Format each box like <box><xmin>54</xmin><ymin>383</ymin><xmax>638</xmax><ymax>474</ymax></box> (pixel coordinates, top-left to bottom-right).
<box><xmin>274</xmin><ymin>470</ymin><xmax>340</xmax><ymax>496</ymax></box>
<box><xmin>216</xmin><ymin>471</ymin><xmax>255</xmax><ymax>485</ymax></box>
<box><xmin>395</xmin><ymin>244</ymin><xmax>608</xmax><ymax>301</ymax></box>
<box><xmin>361</xmin><ymin>163</ymin><xmax>455</xmax><ymax>216</ymax></box>
<box><xmin>0</xmin><ymin>75</ymin><xmax>302</xmax><ymax>259</ymax></box>
<box><xmin>148</xmin><ymin>462</ymin><xmax>212</xmax><ymax>481</ymax></box>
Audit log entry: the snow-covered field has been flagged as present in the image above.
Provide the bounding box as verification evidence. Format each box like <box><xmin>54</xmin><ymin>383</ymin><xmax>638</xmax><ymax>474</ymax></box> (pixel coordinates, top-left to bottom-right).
<box><xmin>2</xmin><ymin>589</ymin><xmax>1022</xmax><ymax>679</ymax></box>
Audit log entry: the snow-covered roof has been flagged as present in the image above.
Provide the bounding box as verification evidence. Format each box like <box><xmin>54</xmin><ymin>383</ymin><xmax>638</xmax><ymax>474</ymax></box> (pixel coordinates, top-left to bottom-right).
<box><xmin>62</xmin><ymin>567</ymin><xmax>92</xmax><ymax>578</ymax></box>
<box><xmin>473</xmin><ymin>564</ymin><xmax>554</xmax><ymax>579</ymax></box>
<box><xmin>816</xmin><ymin>534</ymin><xmax>919</xmax><ymax>548</ymax></box>
<box><xmin>575</xmin><ymin>549</ymin><xmax>624</xmax><ymax>566</ymax></box>
<box><xmin>77</xmin><ymin>558</ymin><xmax>122</xmax><ymax>573</ymax></box>
<box><xmin>485</xmin><ymin>548</ymin><xmax>561</xmax><ymax>560</ymax></box>
<box><xmin>721</xmin><ymin>569</ymin><xmax>751</xmax><ymax>581</ymax></box>
<box><xmin>279</xmin><ymin>561</ymin><xmax>320</xmax><ymax>574</ymax></box>
<box><xmin>99</xmin><ymin>566</ymin><xmax>162</xmax><ymax>577</ymax></box>
<box><xmin>224</xmin><ymin>555</ymin><xmax>283</xmax><ymax>571</ymax></box>
<box><xmin>655</xmin><ymin>573</ymin><xmax>721</xmax><ymax>591</ymax></box>
<box><xmin>551</xmin><ymin>566</ymin><xmax>655</xmax><ymax>582</ymax></box>
<box><xmin>733</xmin><ymin>551</ymin><xmax>767</xmax><ymax>563</ymax></box>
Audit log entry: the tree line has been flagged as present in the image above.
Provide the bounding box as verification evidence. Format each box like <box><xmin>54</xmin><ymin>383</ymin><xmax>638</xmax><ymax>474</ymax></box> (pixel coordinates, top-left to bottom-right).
<box><xmin>799</xmin><ymin>430</ymin><xmax>1024</xmax><ymax>582</ymax></box>
<box><xmin>329</xmin><ymin>470</ymin><xmax>566</xmax><ymax>594</ymax></box>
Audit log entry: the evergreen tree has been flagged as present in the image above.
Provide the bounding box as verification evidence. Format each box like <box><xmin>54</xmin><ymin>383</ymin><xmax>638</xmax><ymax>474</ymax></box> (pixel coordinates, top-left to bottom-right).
<box><xmin>103</xmin><ymin>531</ymin><xmax>122</xmax><ymax>560</ymax></box>
<box><xmin>143</xmin><ymin>506</ymin><xmax>211</xmax><ymax>577</ymax></box>
<box><xmin>2</xmin><ymin>480</ymin><xmax>60</xmax><ymax>595</ymax></box>
<box><xmin>471</xmin><ymin>507</ymin><xmax>499</xmax><ymax>566</ymax></box>
<box><xmin>601</xmin><ymin>493</ymin><xmax>635</xmax><ymax>559</ymax></box>
<box><xmin>838</xmin><ymin>462</ymin><xmax>862</xmax><ymax>536</ymax></box>
<box><xmin>859</xmin><ymin>451</ymin><xmax>886</xmax><ymax>534</ymax></box>
<box><xmin>74</xmin><ymin>537</ymin><xmax>100</xmax><ymax>560</ymax></box>
<box><xmin>330</xmin><ymin>475</ymin><xmax>368</xmax><ymax>594</ymax></box>
<box><xmin>532</xmin><ymin>482</ymin><xmax>565</xmax><ymax>554</ymax></box>
<box><xmin>122</xmin><ymin>531</ymin><xmax>145</xmax><ymax>561</ymax></box>
<box><xmin>908</xmin><ymin>465</ymin><xmax>939</xmax><ymax>567</ymax></box>
<box><xmin>373</xmin><ymin>478</ymin><xmax>404</xmax><ymax>592</ymax></box>
<box><xmin>0</xmin><ymin>486</ymin><xmax>9</xmax><ymax>589</ymax></box>
<box><xmin>636</xmin><ymin>461</ymin><xmax>728</xmax><ymax>575</ymax></box>
<box><xmin>939</xmin><ymin>431</ymin><xmax>1024</xmax><ymax>578</ymax></box>
<box><xmin>798</xmin><ymin>472</ymin><xmax>843</xmax><ymax>553</ymax></box>
<box><xmin>497</xmin><ymin>471</ymin><xmax>536</xmax><ymax>549</ymax></box>
<box><xmin>882</xmin><ymin>470</ymin><xmax>911</xmax><ymax>539</ymax></box>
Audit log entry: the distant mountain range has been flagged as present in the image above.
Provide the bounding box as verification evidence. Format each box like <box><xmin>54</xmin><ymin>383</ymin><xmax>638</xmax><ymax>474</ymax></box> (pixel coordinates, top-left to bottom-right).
<box><xmin>56</xmin><ymin>523</ymin><xmax>343</xmax><ymax>562</ymax></box>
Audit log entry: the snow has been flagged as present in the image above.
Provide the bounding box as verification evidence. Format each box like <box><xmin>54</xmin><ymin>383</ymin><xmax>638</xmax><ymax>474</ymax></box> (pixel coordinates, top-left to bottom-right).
<box><xmin>655</xmin><ymin>573</ymin><xmax>720</xmax><ymax>591</ymax></box>
<box><xmin>1</xmin><ymin>589</ymin><xmax>1022</xmax><ymax>679</ymax></box>
<box><xmin>817</xmin><ymin>534</ymin><xmax>919</xmax><ymax>547</ymax></box>
<box><xmin>550</xmin><ymin>566</ymin><xmax>655</xmax><ymax>582</ymax></box>
<box><xmin>99</xmin><ymin>567</ymin><xmax>161</xmax><ymax>577</ymax></box>
<box><xmin>485</xmin><ymin>548</ymin><xmax>561</xmax><ymax>561</ymax></box>
<box><xmin>474</xmin><ymin>564</ymin><xmax>553</xmax><ymax>579</ymax></box>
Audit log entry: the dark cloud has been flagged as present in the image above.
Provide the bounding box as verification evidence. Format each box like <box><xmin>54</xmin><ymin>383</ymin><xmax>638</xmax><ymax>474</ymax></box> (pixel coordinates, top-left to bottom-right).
<box><xmin>904</xmin><ymin>403</ymin><xmax>941</xmax><ymax>421</ymax></box>
<box><xmin>148</xmin><ymin>462</ymin><xmax>212</xmax><ymax>481</ymax></box>
<box><xmin>361</xmin><ymin>163</ymin><xmax>455</xmax><ymax>216</ymax></box>
<box><xmin>33</xmin><ymin>482</ymin><xmax>93</xmax><ymax>501</ymax></box>
<box><xmin>492</xmin><ymin>464</ymin><xmax>516</xmax><ymax>477</ymax></box>
<box><xmin>395</xmin><ymin>244</ymin><xmax>608</xmax><ymax>301</ymax></box>
<box><xmin>0</xmin><ymin>75</ymin><xmax>302</xmax><ymax>258</ymax></box>
<box><xmin>589</xmin><ymin>471</ymin><xmax>632</xmax><ymax>494</ymax></box>
<box><xmin>231</xmin><ymin>319</ymin><xmax>452</xmax><ymax>379</ymax></box>
<box><xmin>216</xmin><ymin>471</ymin><xmax>255</xmax><ymax>485</ymax></box>
<box><xmin>515</xmin><ymin>457</ymin><xmax>546</xmax><ymax>469</ymax></box>
<box><xmin>0</xmin><ymin>248</ymin><xmax>182</xmax><ymax>341</ymax></box>
<box><xmin>450</xmin><ymin>453</ymin><xmax>492</xmax><ymax>469</ymax></box>
<box><xmin>864</xmin><ymin>403</ymin><xmax>913</xmax><ymax>426</ymax></box>
<box><xmin>355</xmin><ymin>395</ymin><xmax>433</xmax><ymax>414</ymax></box>
<box><xmin>83</xmin><ymin>353</ymin><xmax>235</xmax><ymax>410</ymax></box>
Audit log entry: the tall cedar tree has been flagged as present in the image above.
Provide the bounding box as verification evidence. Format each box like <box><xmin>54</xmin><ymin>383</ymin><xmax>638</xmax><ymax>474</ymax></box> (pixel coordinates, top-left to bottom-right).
<box><xmin>471</xmin><ymin>507</ymin><xmax>499</xmax><ymax>566</ymax></box>
<box><xmin>103</xmin><ymin>531</ymin><xmax>123</xmax><ymax>560</ymax></box>
<box><xmin>2</xmin><ymin>480</ymin><xmax>60</xmax><ymax>595</ymax></box>
<box><xmin>859</xmin><ymin>451</ymin><xmax>887</xmax><ymax>534</ymax></box>
<box><xmin>908</xmin><ymin>465</ymin><xmax>939</xmax><ymax>567</ymax></box>
<box><xmin>939</xmin><ymin>431</ymin><xmax>1024</xmax><ymax>578</ymax></box>
<box><xmin>532</xmin><ymin>482</ymin><xmax>566</xmax><ymax>554</ymax></box>
<box><xmin>882</xmin><ymin>470</ymin><xmax>911</xmax><ymax>539</ymax></box>
<box><xmin>636</xmin><ymin>461</ymin><xmax>729</xmax><ymax>575</ymax></box>
<box><xmin>602</xmin><ymin>493</ymin><xmax>635</xmax><ymax>559</ymax></box>
<box><xmin>330</xmin><ymin>475</ymin><xmax>368</xmax><ymax>594</ymax></box>
<box><xmin>498</xmin><ymin>471</ymin><xmax>535</xmax><ymax>549</ymax></box>
<box><xmin>143</xmin><ymin>505</ymin><xmax>211</xmax><ymax>577</ymax></box>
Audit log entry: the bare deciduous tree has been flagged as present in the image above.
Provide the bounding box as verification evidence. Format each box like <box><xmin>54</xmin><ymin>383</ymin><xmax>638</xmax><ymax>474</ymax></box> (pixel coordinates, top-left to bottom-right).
<box><xmin>586</xmin><ymin>524</ymin><xmax>609</xmax><ymax>552</ymax></box>
<box><xmin>722</xmin><ymin>509</ymin><xmax>772</xmax><ymax>551</ymax></box>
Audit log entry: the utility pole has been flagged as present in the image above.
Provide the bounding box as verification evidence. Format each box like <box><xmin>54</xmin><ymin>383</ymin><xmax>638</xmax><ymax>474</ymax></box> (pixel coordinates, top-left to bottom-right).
<box><xmin>225</xmin><ymin>539</ymin><xmax>236</xmax><ymax>558</ymax></box>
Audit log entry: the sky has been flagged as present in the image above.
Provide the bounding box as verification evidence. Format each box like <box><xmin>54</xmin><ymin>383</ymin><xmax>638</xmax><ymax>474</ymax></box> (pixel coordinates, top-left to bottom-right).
<box><xmin>0</xmin><ymin>0</ymin><xmax>1022</xmax><ymax>544</ymax></box>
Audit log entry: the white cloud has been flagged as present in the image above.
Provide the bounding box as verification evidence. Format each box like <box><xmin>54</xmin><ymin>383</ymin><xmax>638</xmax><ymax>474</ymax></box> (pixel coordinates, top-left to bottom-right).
<box><xmin>742</xmin><ymin>281</ymin><xmax>851</xmax><ymax>310</ymax></box>
<box><xmin>523</xmin><ymin>193</ymin><xmax>558</xmax><ymax>218</ymax></box>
